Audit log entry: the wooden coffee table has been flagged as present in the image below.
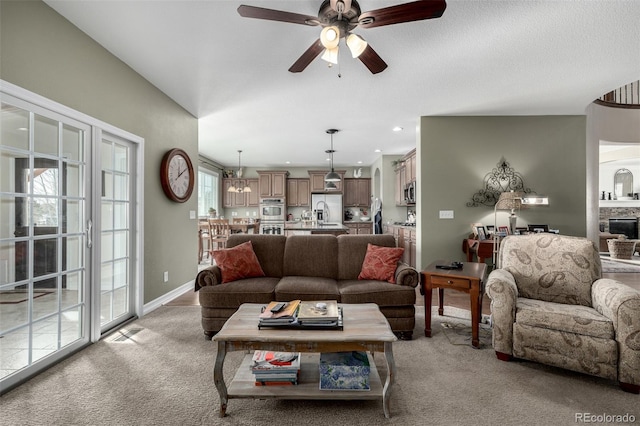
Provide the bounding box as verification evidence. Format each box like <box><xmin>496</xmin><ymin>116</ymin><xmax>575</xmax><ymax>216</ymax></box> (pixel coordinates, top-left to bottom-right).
<box><xmin>213</xmin><ymin>303</ymin><xmax>397</xmax><ymax>418</ymax></box>
<box><xmin>421</xmin><ymin>261</ymin><xmax>488</xmax><ymax>348</ymax></box>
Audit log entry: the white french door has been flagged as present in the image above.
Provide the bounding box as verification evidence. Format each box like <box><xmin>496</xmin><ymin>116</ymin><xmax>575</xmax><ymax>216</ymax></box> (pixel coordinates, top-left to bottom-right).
<box><xmin>0</xmin><ymin>83</ymin><xmax>142</xmax><ymax>393</ymax></box>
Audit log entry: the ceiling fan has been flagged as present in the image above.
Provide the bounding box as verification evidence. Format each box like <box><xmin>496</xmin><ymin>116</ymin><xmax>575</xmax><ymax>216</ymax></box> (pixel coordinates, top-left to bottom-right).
<box><xmin>237</xmin><ymin>0</ymin><xmax>447</xmax><ymax>74</ymax></box>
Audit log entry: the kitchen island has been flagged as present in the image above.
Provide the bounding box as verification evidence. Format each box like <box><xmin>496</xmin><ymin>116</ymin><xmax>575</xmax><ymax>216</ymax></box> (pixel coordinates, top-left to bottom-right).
<box><xmin>284</xmin><ymin>221</ymin><xmax>349</xmax><ymax>236</ymax></box>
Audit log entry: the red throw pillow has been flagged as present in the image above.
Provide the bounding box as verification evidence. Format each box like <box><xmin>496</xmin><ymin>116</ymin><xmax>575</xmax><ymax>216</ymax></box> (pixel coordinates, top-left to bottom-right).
<box><xmin>358</xmin><ymin>244</ymin><xmax>404</xmax><ymax>284</ymax></box>
<box><xmin>213</xmin><ymin>241</ymin><xmax>266</xmax><ymax>283</ymax></box>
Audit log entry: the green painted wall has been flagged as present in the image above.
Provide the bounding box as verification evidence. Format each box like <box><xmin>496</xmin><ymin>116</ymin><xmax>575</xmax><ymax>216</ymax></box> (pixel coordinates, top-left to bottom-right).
<box><xmin>1</xmin><ymin>1</ymin><xmax>199</xmax><ymax>303</ymax></box>
<box><xmin>418</xmin><ymin>116</ymin><xmax>587</xmax><ymax>268</ymax></box>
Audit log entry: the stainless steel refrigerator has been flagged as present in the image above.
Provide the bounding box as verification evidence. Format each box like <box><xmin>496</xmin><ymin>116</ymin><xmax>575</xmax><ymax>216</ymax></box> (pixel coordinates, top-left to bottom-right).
<box><xmin>311</xmin><ymin>193</ymin><xmax>343</xmax><ymax>224</ymax></box>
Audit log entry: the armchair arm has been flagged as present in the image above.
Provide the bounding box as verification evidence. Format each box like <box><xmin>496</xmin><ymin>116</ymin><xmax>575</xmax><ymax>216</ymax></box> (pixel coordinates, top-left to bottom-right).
<box><xmin>485</xmin><ymin>269</ymin><xmax>519</xmax><ymax>356</ymax></box>
<box><xmin>395</xmin><ymin>263</ymin><xmax>419</xmax><ymax>288</ymax></box>
<box><xmin>592</xmin><ymin>278</ymin><xmax>640</xmax><ymax>386</ymax></box>
<box><xmin>194</xmin><ymin>265</ymin><xmax>223</xmax><ymax>292</ymax></box>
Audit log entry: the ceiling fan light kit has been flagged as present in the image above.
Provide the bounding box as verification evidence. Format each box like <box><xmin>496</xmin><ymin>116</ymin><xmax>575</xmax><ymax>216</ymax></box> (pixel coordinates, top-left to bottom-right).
<box><xmin>237</xmin><ymin>0</ymin><xmax>446</xmax><ymax>74</ymax></box>
<box><xmin>346</xmin><ymin>33</ymin><xmax>367</xmax><ymax>58</ymax></box>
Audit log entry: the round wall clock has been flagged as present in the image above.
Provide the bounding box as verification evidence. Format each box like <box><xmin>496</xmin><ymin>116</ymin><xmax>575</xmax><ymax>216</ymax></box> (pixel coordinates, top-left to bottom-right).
<box><xmin>160</xmin><ymin>148</ymin><xmax>194</xmax><ymax>203</ymax></box>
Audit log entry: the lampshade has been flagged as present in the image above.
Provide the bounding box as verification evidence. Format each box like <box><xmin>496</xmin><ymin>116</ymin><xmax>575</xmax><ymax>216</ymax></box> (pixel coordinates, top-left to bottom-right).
<box><xmin>495</xmin><ymin>191</ymin><xmax>523</xmax><ymax>211</ymax></box>
<box><xmin>324</xmin><ymin>170</ymin><xmax>341</xmax><ymax>181</ymax></box>
<box><xmin>321</xmin><ymin>47</ymin><xmax>339</xmax><ymax>65</ymax></box>
<box><xmin>320</xmin><ymin>26</ymin><xmax>340</xmax><ymax>49</ymax></box>
<box><xmin>346</xmin><ymin>33</ymin><xmax>367</xmax><ymax>58</ymax></box>
<box><xmin>227</xmin><ymin>183</ymin><xmax>238</xmax><ymax>193</ymax></box>
<box><xmin>325</xmin><ymin>181</ymin><xmax>338</xmax><ymax>191</ymax></box>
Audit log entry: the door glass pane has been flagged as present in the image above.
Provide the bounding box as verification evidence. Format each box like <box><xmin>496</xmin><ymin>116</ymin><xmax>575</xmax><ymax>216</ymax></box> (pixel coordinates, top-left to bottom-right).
<box><xmin>33</xmin><ymin>284</ymin><xmax>58</xmax><ymax>321</ymax></box>
<box><xmin>113</xmin><ymin>230</ymin><xmax>127</xmax><ymax>258</ymax></box>
<box><xmin>114</xmin><ymin>144</ymin><xmax>127</xmax><ymax>173</ymax></box>
<box><xmin>32</xmin><ymin>197</ymin><xmax>58</xmax><ymax>227</ymax></box>
<box><xmin>113</xmin><ymin>173</ymin><xmax>128</xmax><ymax>200</ymax></box>
<box><xmin>0</xmin><ymin>150</ymin><xmax>25</xmax><ymax>193</ymax></box>
<box><xmin>33</xmin><ymin>115</ymin><xmax>58</xmax><ymax>156</ymax></box>
<box><xmin>32</xmin><ymin>237</ymin><xmax>58</xmax><ymax>278</ymax></box>
<box><xmin>32</xmin><ymin>316</ymin><xmax>58</xmax><ymax>362</ymax></box>
<box><xmin>113</xmin><ymin>202</ymin><xmax>127</xmax><ymax>229</ymax></box>
<box><xmin>101</xmin><ymin>201</ymin><xmax>113</xmax><ymax>230</ymax></box>
<box><xmin>60</xmin><ymin>307</ymin><xmax>82</xmax><ymax>348</ymax></box>
<box><xmin>0</xmin><ymin>283</ymin><xmax>29</xmax><ymax>330</ymax></box>
<box><xmin>0</xmin><ymin>195</ymin><xmax>18</xmax><ymax>239</ymax></box>
<box><xmin>101</xmin><ymin>232</ymin><xmax>113</xmax><ymax>262</ymax></box>
<box><xmin>62</xmin><ymin>124</ymin><xmax>82</xmax><ymax>162</ymax></box>
<box><xmin>0</xmin><ymin>327</ymin><xmax>29</xmax><ymax>378</ymax></box>
<box><xmin>1</xmin><ymin>103</ymin><xmax>29</xmax><ymax>151</ymax></box>
<box><xmin>63</xmin><ymin>236</ymin><xmax>83</xmax><ymax>271</ymax></box>
<box><xmin>62</xmin><ymin>272</ymin><xmax>83</xmax><ymax>310</ymax></box>
<box><xmin>64</xmin><ymin>163</ymin><xmax>82</xmax><ymax>197</ymax></box>
<box><xmin>65</xmin><ymin>200</ymin><xmax>83</xmax><ymax>234</ymax></box>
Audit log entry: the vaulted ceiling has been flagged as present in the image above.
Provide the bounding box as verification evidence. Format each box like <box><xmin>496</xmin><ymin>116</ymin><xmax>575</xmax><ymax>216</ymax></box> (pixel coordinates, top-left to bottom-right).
<box><xmin>45</xmin><ymin>0</ymin><xmax>640</xmax><ymax>168</ymax></box>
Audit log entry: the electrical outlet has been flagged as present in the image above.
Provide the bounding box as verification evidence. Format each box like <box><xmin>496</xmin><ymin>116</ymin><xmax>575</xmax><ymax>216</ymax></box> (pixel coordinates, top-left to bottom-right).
<box><xmin>163</xmin><ymin>271</ymin><xmax>169</xmax><ymax>282</ymax></box>
<box><xmin>439</xmin><ymin>210</ymin><xmax>454</xmax><ymax>219</ymax></box>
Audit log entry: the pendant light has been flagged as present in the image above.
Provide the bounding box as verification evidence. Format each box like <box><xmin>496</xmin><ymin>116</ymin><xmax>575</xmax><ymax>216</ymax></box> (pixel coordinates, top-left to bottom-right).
<box><xmin>227</xmin><ymin>150</ymin><xmax>251</xmax><ymax>193</ymax></box>
<box><xmin>324</xmin><ymin>129</ymin><xmax>341</xmax><ymax>183</ymax></box>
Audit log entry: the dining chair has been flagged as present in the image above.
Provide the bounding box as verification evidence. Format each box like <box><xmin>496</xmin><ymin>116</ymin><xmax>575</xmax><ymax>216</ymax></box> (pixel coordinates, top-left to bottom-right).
<box><xmin>198</xmin><ymin>220</ymin><xmax>210</xmax><ymax>262</ymax></box>
<box><xmin>208</xmin><ymin>219</ymin><xmax>231</xmax><ymax>264</ymax></box>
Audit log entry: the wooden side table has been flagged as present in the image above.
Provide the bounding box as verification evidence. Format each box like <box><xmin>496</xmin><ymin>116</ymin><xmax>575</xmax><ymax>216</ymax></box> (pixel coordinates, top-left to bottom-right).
<box><xmin>420</xmin><ymin>261</ymin><xmax>488</xmax><ymax>348</ymax></box>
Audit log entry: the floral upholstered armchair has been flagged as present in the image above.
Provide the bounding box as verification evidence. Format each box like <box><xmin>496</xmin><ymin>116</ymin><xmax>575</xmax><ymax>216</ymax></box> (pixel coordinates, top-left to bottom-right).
<box><xmin>486</xmin><ymin>233</ymin><xmax>640</xmax><ymax>393</ymax></box>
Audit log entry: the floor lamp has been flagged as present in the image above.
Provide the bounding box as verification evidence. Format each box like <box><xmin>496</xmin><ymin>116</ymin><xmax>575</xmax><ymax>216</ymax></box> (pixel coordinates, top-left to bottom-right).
<box><xmin>493</xmin><ymin>190</ymin><xmax>523</xmax><ymax>267</ymax></box>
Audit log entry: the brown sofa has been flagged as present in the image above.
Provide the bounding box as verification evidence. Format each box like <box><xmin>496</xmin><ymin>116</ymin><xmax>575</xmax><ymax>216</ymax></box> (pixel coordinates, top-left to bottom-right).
<box><xmin>195</xmin><ymin>234</ymin><xmax>420</xmax><ymax>339</ymax></box>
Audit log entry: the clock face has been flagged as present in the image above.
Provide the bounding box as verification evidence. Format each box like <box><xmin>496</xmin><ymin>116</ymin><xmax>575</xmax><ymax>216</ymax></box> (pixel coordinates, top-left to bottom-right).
<box><xmin>160</xmin><ymin>148</ymin><xmax>194</xmax><ymax>202</ymax></box>
<box><xmin>168</xmin><ymin>154</ymin><xmax>190</xmax><ymax>197</ymax></box>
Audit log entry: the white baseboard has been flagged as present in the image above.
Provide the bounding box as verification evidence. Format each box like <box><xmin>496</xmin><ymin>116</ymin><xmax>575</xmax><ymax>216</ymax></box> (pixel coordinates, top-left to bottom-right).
<box><xmin>142</xmin><ymin>280</ymin><xmax>194</xmax><ymax>316</ymax></box>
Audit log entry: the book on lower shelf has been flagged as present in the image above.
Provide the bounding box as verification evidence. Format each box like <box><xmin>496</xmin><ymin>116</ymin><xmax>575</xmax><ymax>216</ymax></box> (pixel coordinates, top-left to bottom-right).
<box><xmin>319</xmin><ymin>351</ymin><xmax>371</xmax><ymax>391</ymax></box>
<box><xmin>251</xmin><ymin>351</ymin><xmax>301</xmax><ymax>385</ymax></box>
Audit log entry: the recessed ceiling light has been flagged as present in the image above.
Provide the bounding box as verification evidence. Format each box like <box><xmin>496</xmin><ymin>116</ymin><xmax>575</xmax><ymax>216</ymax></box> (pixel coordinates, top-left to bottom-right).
<box><xmin>374</xmin><ymin>149</ymin><xmax>381</xmax><ymax>153</ymax></box>
<box><xmin>357</xmin><ymin>161</ymin><xmax>363</xmax><ymax>164</ymax></box>
<box><xmin>17</xmin><ymin>127</ymin><xmax>28</xmax><ymax>131</ymax></box>
<box><xmin>393</xmin><ymin>126</ymin><xmax>403</xmax><ymax>132</ymax></box>
<box><xmin>285</xmin><ymin>161</ymin><xmax>291</xmax><ymax>164</ymax></box>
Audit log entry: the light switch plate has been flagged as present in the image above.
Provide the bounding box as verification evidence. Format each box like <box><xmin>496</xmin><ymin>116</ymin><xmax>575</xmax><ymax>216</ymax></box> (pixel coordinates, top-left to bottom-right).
<box><xmin>439</xmin><ymin>210</ymin><xmax>454</xmax><ymax>219</ymax></box>
<box><xmin>189</xmin><ymin>210</ymin><xmax>196</xmax><ymax>219</ymax></box>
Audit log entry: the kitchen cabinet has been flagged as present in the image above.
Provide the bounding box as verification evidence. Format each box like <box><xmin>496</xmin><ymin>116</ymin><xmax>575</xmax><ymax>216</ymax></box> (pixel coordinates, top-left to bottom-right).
<box><xmin>308</xmin><ymin>170</ymin><xmax>345</xmax><ymax>193</ymax></box>
<box><xmin>247</xmin><ymin>179</ymin><xmax>259</xmax><ymax>207</ymax></box>
<box><xmin>395</xmin><ymin>162</ymin><xmax>406</xmax><ymax>206</ymax></box>
<box><xmin>405</xmin><ymin>149</ymin><xmax>416</xmax><ymax>183</ymax></box>
<box><xmin>400</xmin><ymin>228</ymin><xmax>416</xmax><ymax>267</ymax></box>
<box><xmin>344</xmin><ymin>178</ymin><xmax>371</xmax><ymax>207</ymax></box>
<box><xmin>345</xmin><ymin>222</ymin><xmax>373</xmax><ymax>235</ymax></box>
<box><xmin>258</xmin><ymin>171</ymin><xmax>288</xmax><ymax>198</ymax></box>
<box><xmin>223</xmin><ymin>178</ymin><xmax>258</xmax><ymax>208</ymax></box>
<box><xmin>287</xmin><ymin>178</ymin><xmax>310</xmax><ymax>207</ymax></box>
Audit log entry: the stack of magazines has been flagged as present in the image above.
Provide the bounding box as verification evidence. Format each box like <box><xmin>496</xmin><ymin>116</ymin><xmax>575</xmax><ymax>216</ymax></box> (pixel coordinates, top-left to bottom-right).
<box><xmin>251</xmin><ymin>351</ymin><xmax>301</xmax><ymax>386</ymax></box>
<box><xmin>258</xmin><ymin>300</ymin><xmax>301</xmax><ymax>327</ymax></box>
<box><xmin>297</xmin><ymin>300</ymin><xmax>340</xmax><ymax>327</ymax></box>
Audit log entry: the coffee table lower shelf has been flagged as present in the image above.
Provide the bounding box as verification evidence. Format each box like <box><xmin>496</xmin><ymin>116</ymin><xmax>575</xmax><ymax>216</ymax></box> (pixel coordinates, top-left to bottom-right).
<box><xmin>228</xmin><ymin>353</ymin><xmax>383</xmax><ymax>400</ymax></box>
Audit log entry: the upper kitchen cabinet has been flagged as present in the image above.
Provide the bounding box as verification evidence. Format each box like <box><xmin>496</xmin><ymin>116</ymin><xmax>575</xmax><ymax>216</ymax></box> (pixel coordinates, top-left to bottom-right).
<box><xmin>258</xmin><ymin>171</ymin><xmax>288</xmax><ymax>198</ymax></box>
<box><xmin>405</xmin><ymin>149</ymin><xmax>416</xmax><ymax>183</ymax></box>
<box><xmin>308</xmin><ymin>170</ymin><xmax>346</xmax><ymax>193</ymax></box>
<box><xmin>344</xmin><ymin>178</ymin><xmax>371</xmax><ymax>207</ymax></box>
<box><xmin>395</xmin><ymin>161</ymin><xmax>406</xmax><ymax>206</ymax></box>
<box><xmin>223</xmin><ymin>178</ymin><xmax>258</xmax><ymax>208</ymax></box>
<box><xmin>287</xmin><ymin>178</ymin><xmax>310</xmax><ymax>207</ymax></box>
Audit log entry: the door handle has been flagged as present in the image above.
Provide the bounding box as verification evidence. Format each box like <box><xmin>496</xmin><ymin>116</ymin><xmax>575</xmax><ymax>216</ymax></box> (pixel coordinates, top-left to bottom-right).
<box><xmin>86</xmin><ymin>219</ymin><xmax>93</xmax><ymax>248</ymax></box>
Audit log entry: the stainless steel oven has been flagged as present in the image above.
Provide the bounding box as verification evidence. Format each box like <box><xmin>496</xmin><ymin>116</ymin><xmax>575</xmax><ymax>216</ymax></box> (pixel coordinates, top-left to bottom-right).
<box><xmin>259</xmin><ymin>198</ymin><xmax>286</xmax><ymax>222</ymax></box>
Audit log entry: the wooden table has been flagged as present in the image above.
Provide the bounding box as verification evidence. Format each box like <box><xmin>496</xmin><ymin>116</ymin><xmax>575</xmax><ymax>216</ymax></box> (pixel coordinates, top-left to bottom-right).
<box><xmin>462</xmin><ymin>238</ymin><xmax>494</xmax><ymax>263</ymax></box>
<box><xmin>213</xmin><ymin>303</ymin><xmax>397</xmax><ymax>418</ymax></box>
<box><xmin>420</xmin><ymin>261</ymin><xmax>488</xmax><ymax>348</ymax></box>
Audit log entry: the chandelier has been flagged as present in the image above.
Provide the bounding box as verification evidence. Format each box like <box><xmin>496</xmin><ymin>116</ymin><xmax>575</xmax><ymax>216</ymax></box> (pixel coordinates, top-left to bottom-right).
<box><xmin>227</xmin><ymin>150</ymin><xmax>251</xmax><ymax>193</ymax></box>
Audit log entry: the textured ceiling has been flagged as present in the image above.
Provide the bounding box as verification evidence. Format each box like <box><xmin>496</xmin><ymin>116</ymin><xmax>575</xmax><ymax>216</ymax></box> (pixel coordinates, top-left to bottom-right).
<box><xmin>45</xmin><ymin>0</ymin><xmax>640</xmax><ymax>168</ymax></box>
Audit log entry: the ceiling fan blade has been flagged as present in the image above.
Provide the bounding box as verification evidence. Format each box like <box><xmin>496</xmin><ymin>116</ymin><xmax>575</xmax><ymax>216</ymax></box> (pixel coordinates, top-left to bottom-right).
<box><xmin>358</xmin><ymin>44</ymin><xmax>388</xmax><ymax>74</ymax></box>
<box><xmin>358</xmin><ymin>0</ymin><xmax>446</xmax><ymax>29</ymax></box>
<box><xmin>237</xmin><ymin>5</ymin><xmax>320</xmax><ymax>26</ymax></box>
<box><xmin>289</xmin><ymin>39</ymin><xmax>325</xmax><ymax>73</ymax></box>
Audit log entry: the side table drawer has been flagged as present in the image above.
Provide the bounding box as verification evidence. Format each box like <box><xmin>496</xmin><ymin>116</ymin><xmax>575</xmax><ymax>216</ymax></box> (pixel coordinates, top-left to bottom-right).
<box><xmin>430</xmin><ymin>275</ymin><xmax>471</xmax><ymax>290</ymax></box>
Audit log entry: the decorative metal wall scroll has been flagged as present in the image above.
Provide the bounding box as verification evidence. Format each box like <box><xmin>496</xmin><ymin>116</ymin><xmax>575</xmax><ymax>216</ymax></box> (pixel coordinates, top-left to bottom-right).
<box><xmin>467</xmin><ymin>158</ymin><xmax>533</xmax><ymax>207</ymax></box>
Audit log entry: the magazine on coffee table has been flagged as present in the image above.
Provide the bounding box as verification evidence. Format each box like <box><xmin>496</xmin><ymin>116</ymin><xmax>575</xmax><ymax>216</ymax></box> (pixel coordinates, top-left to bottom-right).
<box><xmin>257</xmin><ymin>303</ymin><xmax>343</xmax><ymax>330</ymax></box>
<box><xmin>297</xmin><ymin>300</ymin><xmax>340</xmax><ymax>325</ymax></box>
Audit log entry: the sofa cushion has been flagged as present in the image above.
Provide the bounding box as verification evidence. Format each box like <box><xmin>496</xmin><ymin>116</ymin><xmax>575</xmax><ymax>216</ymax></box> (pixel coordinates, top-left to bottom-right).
<box><xmin>515</xmin><ymin>298</ymin><xmax>614</xmax><ymax>339</ymax></box>
<box><xmin>499</xmin><ymin>234</ymin><xmax>600</xmax><ymax>306</ymax></box>
<box><xmin>198</xmin><ymin>276</ymin><xmax>280</xmax><ymax>308</ymax></box>
<box><xmin>358</xmin><ymin>244</ymin><xmax>404</xmax><ymax>284</ymax></box>
<box><xmin>339</xmin><ymin>280</ymin><xmax>416</xmax><ymax>306</ymax></box>
<box><xmin>337</xmin><ymin>234</ymin><xmax>397</xmax><ymax>280</ymax></box>
<box><xmin>227</xmin><ymin>234</ymin><xmax>286</xmax><ymax>278</ymax></box>
<box><xmin>213</xmin><ymin>241</ymin><xmax>265</xmax><ymax>283</ymax></box>
<box><xmin>275</xmin><ymin>276</ymin><xmax>341</xmax><ymax>301</ymax></box>
<box><xmin>283</xmin><ymin>235</ymin><xmax>339</xmax><ymax>279</ymax></box>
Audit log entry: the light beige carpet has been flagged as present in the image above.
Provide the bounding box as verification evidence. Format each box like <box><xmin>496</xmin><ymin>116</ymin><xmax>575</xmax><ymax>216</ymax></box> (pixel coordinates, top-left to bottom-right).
<box><xmin>1</xmin><ymin>305</ymin><xmax>637</xmax><ymax>426</ymax></box>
